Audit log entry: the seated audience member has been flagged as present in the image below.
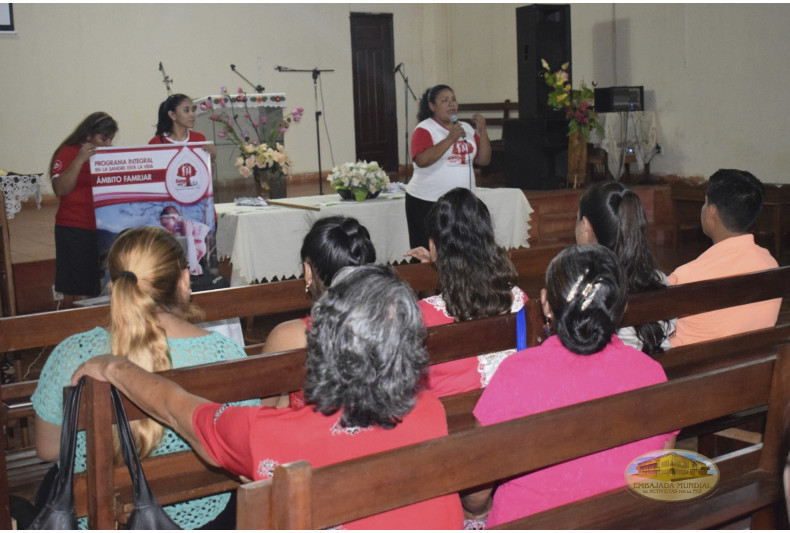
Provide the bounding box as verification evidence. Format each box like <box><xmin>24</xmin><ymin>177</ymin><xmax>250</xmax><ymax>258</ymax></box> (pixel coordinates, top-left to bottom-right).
<box><xmin>469</xmin><ymin>244</ymin><xmax>676</xmax><ymax>526</ymax></box>
<box><xmin>72</xmin><ymin>265</ymin><xmax>464</xmax><ymax>530</ymax></box>
<box><xmin>668</xmin><ymin>169</ymin><xmax>781</xmax><ymax>347</ymax></box>
<box><xmin>576</xmin><ymin>181</ymin><xmax>674</xmax><ymax>353</ymax></box>
<box><xmin>262</xmin><ymin>216</ymin><xmax>375</xmax><ymax>355</ymax></box>
<box><xmin>32</xmin><ymin>226</ymin><xmax>255</xmax><ymax>529</ymax></box>
<box><xmin>405</xmin><ymin>188</ymin><xmax>527</xmax><ymax>396</ymax></box>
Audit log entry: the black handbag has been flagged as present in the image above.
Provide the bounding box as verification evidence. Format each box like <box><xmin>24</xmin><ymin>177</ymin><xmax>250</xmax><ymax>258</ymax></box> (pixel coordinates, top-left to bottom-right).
<box><xmin>28</xmin><ymin>378</ymin><xmax>180</xmax><ymax>529</ymax></box>
<box><xmin>27</xmin><ymin>379</ymin><xmax>82</xmax><ymax>529</ymax></box>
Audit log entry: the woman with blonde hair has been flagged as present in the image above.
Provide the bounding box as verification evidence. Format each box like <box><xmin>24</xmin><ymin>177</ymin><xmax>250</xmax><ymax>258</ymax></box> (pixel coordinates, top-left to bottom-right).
<box><xmin>32</xmin><ymin>226</ymin><xmax>253</xmax><ymax>528</ymax></box>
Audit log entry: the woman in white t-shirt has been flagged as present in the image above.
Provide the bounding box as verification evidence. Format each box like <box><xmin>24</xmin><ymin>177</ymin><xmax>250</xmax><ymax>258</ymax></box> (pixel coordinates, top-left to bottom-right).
<box><xmin>405</xmin><ymin>84</ymin><xmax>491</xmax><ymax>249</ymax></box>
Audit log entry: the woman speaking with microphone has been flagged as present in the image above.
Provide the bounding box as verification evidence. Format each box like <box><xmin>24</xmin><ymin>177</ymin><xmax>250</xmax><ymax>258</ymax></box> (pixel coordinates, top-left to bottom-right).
<box><xmin>405</xmin><ymin>84</ymin><xmax>491</xmax><ymax>249</ymax></box>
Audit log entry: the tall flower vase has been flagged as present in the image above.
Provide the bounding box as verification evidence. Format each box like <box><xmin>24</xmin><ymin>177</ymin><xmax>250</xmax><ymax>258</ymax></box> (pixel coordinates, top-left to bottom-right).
<box><xmin>567</xmin><ymin>130</ymin><xmax>588</xmax><ymax>189</ymax></box>
<box><xmin>253</xmin><ymin>168</ymin><xmax>288</xmax><ymax>200</ymax></box>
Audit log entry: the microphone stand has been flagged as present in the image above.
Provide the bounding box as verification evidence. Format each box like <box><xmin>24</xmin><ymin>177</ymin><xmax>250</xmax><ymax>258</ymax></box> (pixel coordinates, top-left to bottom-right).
<box><xmin>230</xmin><ymin>64</ymin><xmax>265</xmax><ymax>93</ymax></box>
<box><xmin>274</xmin><ymin>66</ymin><xmax>335</xmax><ymax>194</ymax></box>
<box><xmin>159</xmin><ymin>62</ymin><xmax>173</xmax><ymax>96</ymax></box>
<box><xmin>394</xmin><ymin>63</ymin><xmax>418</xmax><ymax>181</ymax></box>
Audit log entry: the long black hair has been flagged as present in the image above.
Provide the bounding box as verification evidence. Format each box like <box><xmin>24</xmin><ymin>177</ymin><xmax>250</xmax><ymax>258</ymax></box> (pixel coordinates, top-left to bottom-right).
<box><xmin>300</xmin><ymin>216</ymin><xmax>376</xmax><ymax>299</ymax></box>
<box><xmin>545</xmin><ymin>244</ymin><xmax>627</xmax><ymax>355</ymax></box>
<box><xmin>578</xmin><ymin>181</ymin><xmax>667</xmax><ymax>354</ymax></box>
<box><xmin>154</xmin><ymin>93</ymin><xmax>191</xmax><ymax>141</ymax></box>
<box><xmin>49</xmin><ymin>112</ymin><xmax>118</xmax><ymax>176</ymax></box>
<box><xmin>417</xmin><ymin>84</ymin><xmax>453</xmax><ymax>121</ymax></box>
<box><xmin>427</xmin><ymin>188</ymin><xmax>518</xmax><ymax>321</ymax></box>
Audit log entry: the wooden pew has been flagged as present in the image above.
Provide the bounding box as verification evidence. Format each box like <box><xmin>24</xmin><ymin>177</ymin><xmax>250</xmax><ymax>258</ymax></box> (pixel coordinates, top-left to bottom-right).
<box><xmin>75</xmin><ymin>259</ymin><xmax>790</xmax><ymax>528</ymax></box>
<box><xmin>0</xmin><ymin>244</ymin><xmax>560</xmax><ymax>353</ymax></box>
<box><xmin>13</xmin><ymin>264</ymin><xmax>790</xmax><ymax>525</ymax></box>
<box><xmin>236</xmin><ymin>345</ymin><xmax>790</xmax><ymax>529</ymax></box>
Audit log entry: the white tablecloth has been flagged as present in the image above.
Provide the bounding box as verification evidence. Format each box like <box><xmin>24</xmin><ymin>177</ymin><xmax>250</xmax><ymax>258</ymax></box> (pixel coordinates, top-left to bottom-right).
<box><xmin>216</xmin><ymin>188</ymin><xmax>533</xmax><ymax>286</ymax></box>
<box><xmin>591</xmin><ymin>111</ymin><xmax>657</xmax><ymax>180</ymax></box>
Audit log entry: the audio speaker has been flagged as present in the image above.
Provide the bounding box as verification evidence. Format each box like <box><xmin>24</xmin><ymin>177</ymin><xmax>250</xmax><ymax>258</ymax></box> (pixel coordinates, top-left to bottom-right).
<box><xmin>516</xmin><ymin>4</ymin><xmax>572</xmax><ymax>119</ymax></box>
<box><xmin>504</xmin><ymin>118</ymin><xmax>568</xmax><ymax>190</ymax></box>
<box><xmin>594</xmin><ymin>86</ymin><xmax>644</xmax><ymax>112</ymax></box>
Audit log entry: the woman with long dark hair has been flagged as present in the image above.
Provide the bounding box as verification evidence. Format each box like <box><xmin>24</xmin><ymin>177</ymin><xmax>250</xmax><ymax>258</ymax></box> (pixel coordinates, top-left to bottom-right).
<box><xmin>406</xmin><ymin>188</ymin><xmax>526</xmax><ymax>396</ymax></box>
<box><xmin>405</xmin><ymin>84</ymin><xmax>491</xmax><ymax>249</ymax></box>
<box><xmin>149</xmin><ymin>93</ymin><xmax>217</xmax><ymax>158</ymax></box>
<box><xmin>576</xmin><ymin>181</ymin><xmax>674</xmax><ymax>353</ymax></box>
<box><xmin>50</xmin><ymin>112</ymin><xmax>118</xmax><ymax>301</ymax></box>
<box><xmin>470</xmin><ymin>245</ymin><xmax>676</xmax><ymax>526</ymax></box>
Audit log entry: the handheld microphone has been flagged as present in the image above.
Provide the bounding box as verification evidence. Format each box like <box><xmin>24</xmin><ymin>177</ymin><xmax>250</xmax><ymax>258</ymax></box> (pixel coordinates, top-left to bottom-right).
<box><xmin>450</xmin><ymin>114</ymin><xmax>466</xmax><ymax>139</ymax></box>
<box><xmin>393</xmin><ymin>62</ymin><xmax>404</xmax><ymax>74</ymax></box>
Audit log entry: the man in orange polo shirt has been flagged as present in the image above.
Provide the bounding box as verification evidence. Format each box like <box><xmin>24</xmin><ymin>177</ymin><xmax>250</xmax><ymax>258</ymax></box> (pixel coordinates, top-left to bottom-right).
<box><xmin>668</xmin><ymin>169</ymin><xmax>781</xmax><ymax>347</ymax></box>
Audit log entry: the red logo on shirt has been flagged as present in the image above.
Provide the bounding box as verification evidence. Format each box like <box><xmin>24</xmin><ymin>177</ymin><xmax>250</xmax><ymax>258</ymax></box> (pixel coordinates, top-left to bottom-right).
<box><xmin>451</xmin><ymin>140</ymin><xmax>470</xmax><ymax>165</ymax></box>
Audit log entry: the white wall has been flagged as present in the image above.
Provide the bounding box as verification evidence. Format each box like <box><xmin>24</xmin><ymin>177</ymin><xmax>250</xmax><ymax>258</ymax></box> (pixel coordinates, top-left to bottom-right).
<box><xmin>2</xmin><ymin>4</ymin><xmax>789</xmax><ymax>188</ymax></box>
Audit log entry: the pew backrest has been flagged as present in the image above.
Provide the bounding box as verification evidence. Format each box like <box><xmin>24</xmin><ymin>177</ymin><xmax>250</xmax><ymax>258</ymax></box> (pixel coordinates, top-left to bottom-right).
<box><xmin>236</xmin><ymin>345</ymin><xmax>790</xmax><ymax>529</ymax></box>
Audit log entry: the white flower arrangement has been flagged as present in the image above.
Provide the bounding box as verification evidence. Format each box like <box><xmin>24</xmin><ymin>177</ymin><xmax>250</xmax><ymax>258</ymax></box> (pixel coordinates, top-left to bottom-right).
<box><xmin>327</xmin><ymin>160</ymin><xmax>390</xmax><ymax>201</ymax></box>
<box><xmin>234</xmin><ymin>142</ymin><xmax>292</xmax><ymax>179</ymax></box>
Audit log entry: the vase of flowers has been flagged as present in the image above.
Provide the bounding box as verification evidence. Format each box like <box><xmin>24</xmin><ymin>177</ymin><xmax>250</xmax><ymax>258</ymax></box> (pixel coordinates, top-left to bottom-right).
<box><xmin>327</xmin><ymin>161</ymin><xmax>390</xmax><ymax>202</ymax></box>
<box><xmin>201</xmin><ymin>86</ymin><xmax>303</xmax><ymax>199</ymax></box>
<box><xmin>542</xmin><ymin>60</ymin><xmax>603</xmax><ymax>188</ymax></box>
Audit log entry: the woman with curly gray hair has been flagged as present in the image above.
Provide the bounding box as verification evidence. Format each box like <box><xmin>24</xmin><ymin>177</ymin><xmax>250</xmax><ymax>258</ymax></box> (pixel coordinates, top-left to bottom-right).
<box><xmin>72</xmin><ymin>265</ymin><xmax>463</xmax><ymax>529</ymax></box>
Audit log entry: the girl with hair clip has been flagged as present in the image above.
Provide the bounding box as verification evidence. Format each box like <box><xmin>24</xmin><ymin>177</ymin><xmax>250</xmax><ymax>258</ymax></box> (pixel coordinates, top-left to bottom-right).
<box><xmin>576</xmin><ymin>180</ymin><xmax>674</xmax><ymax>353</ymax></box>
<box><xmin>469</xmin><ymin>244</ymin><xmax>676</xmax><ymax>527</ymax></box>
<box><xmin>32</xmin><ymin>226</ymin><xmax>256</xmax><ymax>529</ymax></box>
<box><xmin>149</xmin><ymin>93</ymin><xmax>216</xmax><ymax>158</ymax></box>
<box><xmin>405</xmin><ymin>84</ymin><xmax>491</xmax><ymax>250</ymax></box>
<box><xmin>405</xmin><ymin>187</ymin><xmax>527</xmax><ymax>397</ymax></box>
<box><xmin>50</xmin><ymin>112</ymin><xmax>118</xmax><ymax>301</ymax></box>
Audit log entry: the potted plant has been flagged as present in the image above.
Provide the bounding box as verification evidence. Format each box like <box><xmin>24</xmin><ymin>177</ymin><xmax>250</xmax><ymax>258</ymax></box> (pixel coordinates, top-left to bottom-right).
<box><xmin>201</xmin><ymin>87</ymin><xmax>303</xmax><ymax>198</ymax></box>
<box><xmin>327</xmin><ymin>161</ymin><xmax>390</xmax><ymax>202</ymax></box>
<box><xmin>541</xmin><ymin>60</ymin><xmax>603</xmax><ymax>188</ymax></box>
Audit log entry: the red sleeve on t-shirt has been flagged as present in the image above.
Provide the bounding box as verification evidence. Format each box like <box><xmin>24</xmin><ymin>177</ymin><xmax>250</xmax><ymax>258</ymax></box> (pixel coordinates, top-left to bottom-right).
<box><xmin>193</xmin><ymin>402</ymin><xmax>256</xmax><ymax>478</ymax></box>
<box><xmin>411</xmin><ymin>127</ymin><xmax>435</xmax><ymax>159</ymax></box>
<box><xmin>148</xmin><ymin>135</ymin><xmax>165</xmax><ymax>145</ymax></box>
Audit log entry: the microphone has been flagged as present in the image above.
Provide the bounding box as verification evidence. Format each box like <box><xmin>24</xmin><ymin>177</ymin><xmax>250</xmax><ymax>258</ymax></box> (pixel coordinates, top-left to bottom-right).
<box><xmin>393</xmin><ymin>62</ymin><xmax>403</xmax><ymax>74</ymax></box>
<box><xmin>158</xmin><ymin>62</ymin><xmax>164</xmax><ymax>72</ymax></box>
<box><xmin>230</xmin><ymin>64</ymin><xmax>236</xmax><ymax>71</ymax></box>
<box><xmin>274</xmin><ymin>65</ymin><xmax>283</xmax><ymax>71</ymax></box>
<box><xmin>450</xmin><ymin>114</ymin><xmax>466</xmax><ymax>139</ymax></box>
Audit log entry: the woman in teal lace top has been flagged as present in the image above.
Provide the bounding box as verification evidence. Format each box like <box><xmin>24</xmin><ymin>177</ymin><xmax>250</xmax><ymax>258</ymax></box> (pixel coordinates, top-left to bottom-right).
<box><xmin>32</xmin><ymin>226</ymin><xmax>255</xmax><ymax>529</ymax></box>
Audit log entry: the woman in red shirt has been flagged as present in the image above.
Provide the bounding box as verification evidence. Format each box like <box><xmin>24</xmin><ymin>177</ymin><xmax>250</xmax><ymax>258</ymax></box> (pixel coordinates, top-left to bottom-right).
<box><xmin>72</xmin><ymin>265</ymin><xmax>464</xmax><ymax>529</ymax></box>
<box><xmin>49</xmin><ymin>112</ymin><xmax>118</xmax><ymax>301</ymax></box>
<box><xmin>149</xmin><ymin>93</ymin><xmax>216</xmax><ymax>158</ymax></box>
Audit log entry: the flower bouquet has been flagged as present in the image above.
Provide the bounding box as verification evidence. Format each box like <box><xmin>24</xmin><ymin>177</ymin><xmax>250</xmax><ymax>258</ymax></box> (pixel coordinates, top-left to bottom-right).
<box><xmin>541</xmin><ymin>60</ymin><xmax>603</xmax><ymax>141</ymax></box>
<box><xmin>327</xmin><ymin>161</ymin><xmax>390</xmax><ymax>202</ymax></box>
<box><xmin>201</xmin><ymin>87</ymin><xmax>303</xmax><ymax>197</ymax></box>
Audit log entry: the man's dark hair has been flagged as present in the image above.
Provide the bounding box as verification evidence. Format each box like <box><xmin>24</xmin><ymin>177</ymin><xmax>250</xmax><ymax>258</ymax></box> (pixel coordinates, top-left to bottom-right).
<box><xmin>706</xmin><ymin>169</ymin><xmax>764</xmax><ymax>232</ymax></box>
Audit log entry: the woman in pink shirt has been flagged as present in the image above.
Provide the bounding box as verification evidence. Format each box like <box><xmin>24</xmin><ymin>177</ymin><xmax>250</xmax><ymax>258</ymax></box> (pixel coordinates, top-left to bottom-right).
<box><xmin>469</xmin><ymin>244</ymin><xmax>676</xmax><ymax>526</ymax></box>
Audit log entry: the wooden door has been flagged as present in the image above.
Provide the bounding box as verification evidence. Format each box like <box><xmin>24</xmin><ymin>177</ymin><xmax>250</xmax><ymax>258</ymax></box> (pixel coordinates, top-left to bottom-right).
<box><xmin>350</xmin><ymin>13</ymin><xmax>398</xmax><ymax>172</ymax></box>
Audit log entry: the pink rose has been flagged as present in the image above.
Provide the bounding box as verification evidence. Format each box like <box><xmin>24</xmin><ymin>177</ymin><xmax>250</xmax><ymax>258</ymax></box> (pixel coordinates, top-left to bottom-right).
<box><xmin>239</xmin><ymin>165</ymin><xmax>252</xmax><ymax>178</ymax></box>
